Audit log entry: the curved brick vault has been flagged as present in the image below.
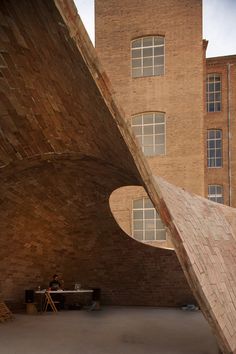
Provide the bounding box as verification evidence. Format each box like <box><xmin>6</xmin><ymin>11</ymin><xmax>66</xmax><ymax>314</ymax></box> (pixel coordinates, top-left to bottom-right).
<box><xmin>0</xmin><ymin>0</ymin><xmax>192</xmax><ymax>309</ymax></box>
<box><xmin>0</xmin><ymin>1</ymin><xmax>236</xmax><ymax>353</ymax></box>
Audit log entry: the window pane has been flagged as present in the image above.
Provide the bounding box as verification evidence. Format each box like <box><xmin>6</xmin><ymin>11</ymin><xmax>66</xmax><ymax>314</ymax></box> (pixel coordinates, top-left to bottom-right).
<box><xmin>143</xmin><ymin>48</ymin><xmax>153</xmax><ymax>57</ymax></box>
<box><xmin>143</xmin><ymin>67</ymin><xmax>153</xmax><ymax>76</ymax></box>
<box><xmin>143</xmin><ymin>146</ymin><xmax>153</xmax><ymax>155</ymax></box>
<box><xmin>143</xmin><ymin>37</ymin><xmax>153</xmax><ymax>47</ymax></box>
<box><xmin>132</xmin><ymin>115</ymin><xmax>142</xmax><ymax>125</ymax></box>
<box><xmin>145</xmin><ymin>220</ymin><xmax>155</xmax><ymax>230</ymax></box>
<box><xmin>156</xmin><ymin>230</ymin><xmax>166</xmax><ymax>240</ymax></box>
<box><xmin>154</xmin><ymin>56</ymin><xmax>164</xmax><ymax>65</ymax></box>
<box><xmin>143</xmin><ymin>114</ymin><xmax>154</xmax><ymax>124</ymax></box>
<box><xmin>156</xmin><ymin>219</ymin><xmax>164</xmax><ymax>229</ymax></box>
<box><xmin>143</xmin><ymin>135</ymin><xmax>153</xmax><ymax>145</ymax></box>
<box><xmin>132</xmin><ymin>39</ymin><xmax>142</xmax><ymax>48</ymax></box>
<box><xmin>154</xmin><ymin>36</ymin><xmax>164</xmax><ymax>45</ymax></box>
<box><xmin>143</xmin><ymin>125</ymin><xmax>153</xmax><ymax>134</ymax></box>
<box><xmin>145</xmin><ymin>231</ymin><xmax>155</xmax><ymax>241</ymax></box>
<box><xmin>133</xmin><ymin>126</ymin><xmax>142</xmax><ymax>135</ymax></box>
<box><xmin>134</xmin><ymin>220</ymin><xmax>143</xmax><ymax>230</ymax></box>
<box><xmin>155</xmin><ymin>144</ymin><xmax>165</xmax><ymax>154</ymax></box>
<box><xmin>216</xmin><ymin>186</ymin><xmax>222</xmax><ymax>194</ymax></box>
<box><xmin>208</xmin><ymin>75</ymin><xmax>215</xmax><ymax>82</ymax></box>
<box><xmin>209</xmin><ymin>93</ymin><xmax>214</xmax><ymax>102</ymax></box>
<box><xmin>208</xmin><ymin>130</ymin><xmax>215</xmax><ymax>139</ymax></box>
<box><xmin>215</xmin><ymin>93</ymin><xmax>221</xmax><ymax>101</ymax></box>
<box><xmin>155</xmin><ymin>124</ymin><xmax>165</xmax><ymax>134</ymax></box>
<box><xmin>155</xmin><ymin>113</ymin><xmax>164</xmax><ymax>123</ymax></box>
<box><xmin>209</xmin><ymin>103</ymin><xmax>214</xmax><ymax>112</ymax></box>
<box><xmin>156</xmin><ymin>134</ymin><xmax>164</xmax><ymax>144</ymax></box>
<box><xmin>133</xmin><ymin>231</ymin><xmax>143</xmax><ymax>240</ymax></box>
<box><xmin>143</xmin><ymin>57</ymin><xmax>153</xmax><ymax>67</ymax></box>
<box><xmin>144</xmin><ymin>210</ymin><xmax>154</xmax><ymax>218</ymax></box>
<box><xmin>208</xmin><ymin>140</ymin><xmax>215</xmax><ymax>148</ymax></box>
<box><xmin>132</xmin><ymin>49</ymin><xmax>141</xmax><ymax>58</ymax></box>
<box><xmin>133</xmin><ymin>199</ymin><xmax>143</xmax><ymax>208</ymax></box>
<box><xmin>133</xmin><ymin>210</ymin><xmax>143</xmax><ymax>219</ymax></box>
<box><xmin>154</xmin><ymin>66</ymin><xmax>164</xmax><ymax>75</ymax></box>
<box><xmin>209</xmin><ymin>83</ymin><xmax>214</xmax><ymax>91</ymax></box>
<box><xmin>132</xmin><ymin>68</ymin><xmax>142</xmax><ymax>77</ymax></box>
<box><xmin>144</xmin><ymin>199</ymin><xmax>153</xmax><ymax>208</ymax></box>
<box><xmin>154</xmin><ymin>47</ymin><xmax>164</xmax><ymax>55</ymax></box>
<box><xmin>132</xmin><ymin>59</ymin><xmax>142</xmax><ymax>68</ymax></box>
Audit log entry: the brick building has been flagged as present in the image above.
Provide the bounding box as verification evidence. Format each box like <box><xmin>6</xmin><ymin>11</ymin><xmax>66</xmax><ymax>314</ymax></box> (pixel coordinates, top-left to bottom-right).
<box><xmin>95</xmin><ymin>0</ymin><xmax>236</xmax><ymax>249</ymax></box>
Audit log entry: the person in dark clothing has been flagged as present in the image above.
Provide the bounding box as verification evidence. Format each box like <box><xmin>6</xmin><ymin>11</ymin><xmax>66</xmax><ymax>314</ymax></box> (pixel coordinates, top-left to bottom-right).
<box><xmin>49</xmin><ymin>274</ymin><xmax>65</xmax><ymax>310</ymax></box>
<box><xmin>49</xmin><ymin>274</ymin><xmax>62</xmax><ymax>291</ymax></box>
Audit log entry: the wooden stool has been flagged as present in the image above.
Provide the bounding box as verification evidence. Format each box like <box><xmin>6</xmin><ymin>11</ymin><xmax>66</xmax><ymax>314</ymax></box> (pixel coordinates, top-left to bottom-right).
<box><xmin>25</xmin><ymin>303</ymin><xmax>38</xmax><ymax>315</ymax></box>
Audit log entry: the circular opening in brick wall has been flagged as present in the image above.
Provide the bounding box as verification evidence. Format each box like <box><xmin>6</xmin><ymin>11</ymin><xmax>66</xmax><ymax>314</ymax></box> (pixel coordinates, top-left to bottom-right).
<box><xmin>109</xmin><ymin>186</ymin><xmax>174</xmax><ymax>250</ymax></box>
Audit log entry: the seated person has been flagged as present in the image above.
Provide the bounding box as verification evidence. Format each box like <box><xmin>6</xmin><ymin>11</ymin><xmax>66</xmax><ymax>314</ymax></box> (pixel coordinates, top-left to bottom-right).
<box><xmin>49</xmin><ymin>274</ymin><xmax>63</xmax><ymax>291</ymax></box>
<box><xmin>49</xmin><ymin>274</ymin><xmax>65</xmax><ymax>310</ymax></box>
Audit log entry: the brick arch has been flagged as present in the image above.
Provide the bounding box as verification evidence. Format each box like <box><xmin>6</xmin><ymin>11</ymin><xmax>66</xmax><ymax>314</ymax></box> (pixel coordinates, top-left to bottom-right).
<box><xmin>0</xmin><ymin>159</ymin><xmax>193</xmax><ymax>308</ymax></box>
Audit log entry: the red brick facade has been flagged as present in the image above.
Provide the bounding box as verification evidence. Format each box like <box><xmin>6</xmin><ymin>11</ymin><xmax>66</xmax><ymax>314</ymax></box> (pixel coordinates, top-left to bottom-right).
<box><xmin>95</xmin><ymin>0</ymin><xmax>236</xmax><ymax>249</ymax></box>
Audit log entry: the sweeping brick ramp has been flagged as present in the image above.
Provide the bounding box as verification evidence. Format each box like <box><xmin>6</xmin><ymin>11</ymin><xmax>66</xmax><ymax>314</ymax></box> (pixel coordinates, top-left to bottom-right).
<box><xmin>0</xmin><ymin>1</ymin><xmax>235</xmax><ymax>353</ymax></box>
<box><xmin>155</xmin><ymin>176</ymin><xmax>236</xmax><ymax>354</ymax></box>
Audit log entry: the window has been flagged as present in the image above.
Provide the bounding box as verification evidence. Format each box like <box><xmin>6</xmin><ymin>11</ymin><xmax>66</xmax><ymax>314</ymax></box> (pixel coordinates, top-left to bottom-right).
<box><xmin>207</xmin><ymin>129</ymin><xmax>222</xmax><ymax>167</ymax></box>
<box><xmin>132</xmin><ymin>112</ymin><xmax>165</xmax><ymax>156</ymax></box>
<box><xmin>206</xmin><ymin>74</ymin><xmax>221</xmax><ymax>112</ymax></box>
<box><xmin>131</xmin><ymin>36</ymin><xmax>164</xmax><ymax>78</ymax></box>
<box><xmin>208</xmin><ymin>185</ymin><xmax>224</xmax><ymax>204</ymax></box>
<box><xmin>132</xmin><ymin>198</ymin><xmax>166</xmax><ymax>241</ymax></box>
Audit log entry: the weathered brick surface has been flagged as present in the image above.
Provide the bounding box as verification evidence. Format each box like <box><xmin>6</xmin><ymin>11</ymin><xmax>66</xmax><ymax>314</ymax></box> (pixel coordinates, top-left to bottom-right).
<box><xmin>0</xmin><ymin>0</ymin><xmax>193</xmax><ymax>309</ymax></box>
<box><xmin>95</xmin><ymin>0</ymin><xmax>205</xmax><ymax>249</ymax></box>
<box><xmin>1</xmin><ymin>1</ymin><xmax>236</xmax><ymax>353</ymax></box>
<box><xmin>205</xmin><ymin>55</ymin><xmax>236</xmax><ymax>208</ymax></box>
<box><xmin>156</xmin><ymin>176</ymin><xmax>236</xmax><ymax>354</ymax></box>
<box><xmin>95</xmin><ymin>0</ymin><xmax>205</xmax><ymax>195</ymax></box>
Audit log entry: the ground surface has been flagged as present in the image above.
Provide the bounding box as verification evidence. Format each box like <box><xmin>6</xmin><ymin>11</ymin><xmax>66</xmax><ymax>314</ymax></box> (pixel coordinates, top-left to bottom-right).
<box><xmin>0</xmin><ymin>307</ymin><xmax>219</xmax><ymax>354</ymax></box>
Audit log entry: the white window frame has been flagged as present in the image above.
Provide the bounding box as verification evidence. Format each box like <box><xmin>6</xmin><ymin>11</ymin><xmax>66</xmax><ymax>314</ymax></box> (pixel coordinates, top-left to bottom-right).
<box><xmin>132</xmin><ymin>197</ymin><xmax>166</xmax><ymax>242</ymax></box>
<box><xmin>132</xmin><ymin>112</ymin><xmax>166</xmax><ymax>156</ymax></box>
<box><xmin>206</xmin><ymin>73</ymin><xmax>221</xmax><ymax>112</ymax></box>
<box><xmin>207</xmin><ymin>129</ymin><xmax>222</xmax><ymax>168</ymax></box>
<box><xmin>131</xmin><ymin>36</ymin><xmax>165</xmax><ymax>78</ymax></box>
<box><xmin>208</xmin><ymin>185</ymin><xmax>224</xmax><ymax>204</ymax></box>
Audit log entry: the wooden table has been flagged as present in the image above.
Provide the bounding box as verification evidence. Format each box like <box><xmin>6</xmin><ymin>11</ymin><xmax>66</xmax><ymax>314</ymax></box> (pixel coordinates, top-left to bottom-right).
<box><xmin>35</xmin><ymin>289</ymin><xmax>93</xmax><ymax>313</ymax></box>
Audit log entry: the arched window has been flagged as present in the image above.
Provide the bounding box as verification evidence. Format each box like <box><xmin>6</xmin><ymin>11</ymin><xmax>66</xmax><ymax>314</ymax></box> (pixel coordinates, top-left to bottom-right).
<box><xmin>132</xmin><ymin>112</ymin><xmax>165</xmax><ymax>156</ymax></box>
<box><xmin>206</xmin><ymin>74</ymin><xmax>221</xmax><ymax>112</ymax></box>
<box><xmin>131</xmin><ymin>36</ymin><xmax>164</xmax><ymax>78</ymax></box>
<box><xmin>132</xmin><ymin>197</ymin><xmax>166</xmax><ymax>242</ymax></box>
<box><xmin>208</xmin><ymin>185</ymin><xmax>224</xmax><ymax>204</ymax></box>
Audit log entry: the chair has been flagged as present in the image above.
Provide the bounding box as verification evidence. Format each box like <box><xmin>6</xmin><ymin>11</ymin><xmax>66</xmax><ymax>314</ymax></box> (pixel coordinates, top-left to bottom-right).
<box><xmin>43</xmin><ymin>291</ymin><xmax>59</xmax><ymax>313</ymax></box>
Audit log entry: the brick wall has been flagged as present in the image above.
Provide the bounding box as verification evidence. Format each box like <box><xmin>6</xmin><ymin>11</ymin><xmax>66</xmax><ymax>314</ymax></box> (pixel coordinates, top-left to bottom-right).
<box><xmin>0</xmin><ymin>0</ymin><xmax>194</xmax><ymax>309</ymax></box>
<box><xmin>96</xmin><ymin>0</ymin><xmax>205</xmax><ymax>249</ymax></box>
<box><xmin>205</xmin><ymin>56</ymin><xmax>236</xmax><ymax>208</ymax></box>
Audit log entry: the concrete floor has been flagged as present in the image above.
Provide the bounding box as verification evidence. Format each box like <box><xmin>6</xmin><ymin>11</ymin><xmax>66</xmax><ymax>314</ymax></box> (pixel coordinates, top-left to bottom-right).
<box><xmin>0</xmin><ymin>307</ymin><xmax>219</xmax><ymax>354</ymax></box>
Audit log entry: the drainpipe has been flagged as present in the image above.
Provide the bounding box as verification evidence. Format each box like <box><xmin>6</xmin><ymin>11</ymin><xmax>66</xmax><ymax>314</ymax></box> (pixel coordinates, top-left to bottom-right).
<box><xmin>227</xmin><ymin>63</ymin><xmax>232</xmax><ymax>206</ymax></box>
